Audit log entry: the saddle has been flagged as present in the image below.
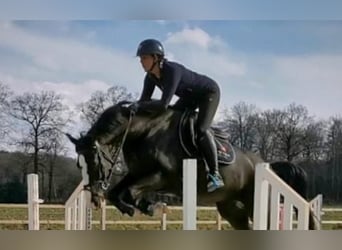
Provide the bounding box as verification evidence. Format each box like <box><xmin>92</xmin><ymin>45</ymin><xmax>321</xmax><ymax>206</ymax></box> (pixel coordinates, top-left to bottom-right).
<box><xmin>178</xmin><ymin>110</ymin><xmax>236</xmax><ymax>165</ymax></box>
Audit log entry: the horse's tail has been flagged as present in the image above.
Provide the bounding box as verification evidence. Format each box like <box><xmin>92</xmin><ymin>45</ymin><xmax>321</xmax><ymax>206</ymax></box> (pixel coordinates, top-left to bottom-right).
<box><xmin>270</xmin><ymin>161</ymin><xmax>308</xmax><ymax>199</ymax></box>
<box><xmin>270</xmin><ymin>161</ymin><xmax>319</xmax><ymax>230</ymax></box>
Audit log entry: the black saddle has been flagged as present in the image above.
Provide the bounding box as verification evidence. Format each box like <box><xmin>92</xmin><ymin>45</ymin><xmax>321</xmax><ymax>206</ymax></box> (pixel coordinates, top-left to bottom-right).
<box><xmin>178</xmin><ymin>110</ymin><xmax>236</xmax><ymax>165</ymax></box>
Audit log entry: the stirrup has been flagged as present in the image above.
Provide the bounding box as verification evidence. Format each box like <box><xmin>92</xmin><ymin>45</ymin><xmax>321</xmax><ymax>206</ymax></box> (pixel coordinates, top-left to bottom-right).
<box><xmin>207</xmin><ymin>173</ymin><xmax>224</xmax><ymax>192</ymax></box>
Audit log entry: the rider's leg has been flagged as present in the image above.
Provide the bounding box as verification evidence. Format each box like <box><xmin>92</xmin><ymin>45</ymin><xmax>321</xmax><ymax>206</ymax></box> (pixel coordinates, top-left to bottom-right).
<box><xmin>196</xmin><ymin>84</ymin><xmax>224</xmax><ymax>192</ymax></box>
<box><xmin>197</xmin><ymin>131</ymin><xmax>224</xmax><ymax>192</ymax></box>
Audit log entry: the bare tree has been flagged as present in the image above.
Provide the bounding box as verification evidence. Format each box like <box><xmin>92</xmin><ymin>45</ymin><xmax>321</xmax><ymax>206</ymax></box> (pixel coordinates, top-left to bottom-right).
<box><xmin>0</xmin><ymin>82</ymin><xmax>9</xmax><ymax>107</ymax></box>
<box><xmin>43</xmin><ymin>131</ymin><xmax>68</xmax><ymax>202</ymax></box>
<box><xmin>79</xmin><ymin>85</ymin><xmax>137</xmax><ymax>126</ymax></box>
<box><xmin>8</xmin><ymin>91</ymin><xmax>72</xmax><ymax>174</ymax></box>
<box><xmin>0</xmin><ymin>82</ymin><xmax>12</xmax><ymax>141</ymax></box>
<box><xmin>254</xmin><ymin>109</ymin><xmax>284</xmax><ymax>161</ymax></box>
<box><xmin>222</xmin><ymin>102</ymin><xmax>259</xmax><ymax>151</ymax></box>
<box><xmin>326</xmin><ymin>117</ymin><xmax>342</xmax><ymax>201</ymax></box>
<box><xmin>274</xmin><ymin>103</ymin><xmax>314</xmax><ymax>161</ymax></box>
<box><xmin>301</xmin><ymin>120</ymin><xmax>326</xmax><ymax>161</ymax></box>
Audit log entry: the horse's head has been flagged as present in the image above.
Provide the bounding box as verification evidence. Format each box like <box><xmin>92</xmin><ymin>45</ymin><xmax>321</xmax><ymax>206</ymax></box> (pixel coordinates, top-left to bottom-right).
<box><xmin>66</xmin><ymin>134</ymin><xmax>108</xmax><ymax>208</ymax></box>
<box><xmin>66</xmin><ymin>101</ymin><xmax>135</xmax><ymax>208</ymax></box>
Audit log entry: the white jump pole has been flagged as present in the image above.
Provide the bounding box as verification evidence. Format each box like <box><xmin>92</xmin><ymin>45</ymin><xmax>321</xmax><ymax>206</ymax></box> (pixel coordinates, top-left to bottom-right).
<box><xmin>253</xmin><ymin>162</ymin><xmax>311</xmax><ymax>230</ymax></box>
<box><xmin>27</xmin><ymin>174</ymin><xmax>44</xmax><ymax>230</ymax></box>
<box><xmin>65</xmin><ymin>181</ymin><xmax>92</xmax><ymax>230</ymax></box>
<box><xmin>253</xmin><ymin>163</ymin><xmax>271</xmax><ymax>230</ymax></box>
<box><xmin>183</xmin><ymin>159</ymin><xmax>197</xmax><ymax>230</ymax></box>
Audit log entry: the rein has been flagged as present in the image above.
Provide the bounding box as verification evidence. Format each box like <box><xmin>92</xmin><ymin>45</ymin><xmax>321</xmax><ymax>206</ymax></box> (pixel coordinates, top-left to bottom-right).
<box><xmin>95</xmin><ymin>109</ymin><xmax>135</xmax><ymax>191</ymax></box>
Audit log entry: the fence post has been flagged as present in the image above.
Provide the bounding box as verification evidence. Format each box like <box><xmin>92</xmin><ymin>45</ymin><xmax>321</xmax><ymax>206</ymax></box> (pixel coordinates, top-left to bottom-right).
<box><xmin>183</xmin><ymin>159</ymin><xmax>197</xmax><ymax>230</ymax></box>
<box><xmin>253</xmin><ymin>163</ymin><xmax>270</xmax><ymax>230</ymax></box>
<box><xmin>27</xmin><ymin>174</ymin><xmax>43</xmax><ymax>230</ymax></box>
<box><xmin>216</xmin><ymin>211</ymin><xmax>222</xmax><ymax>230</ymax></box>
<box><xmin>100</xmin><ymin>199</ymin><xmax>106</xmax><ymax>230</ymax></box>
<box><xmin>161</xmin><ymin>203</ymin><xmax>168</xmax><ymax>230</ymax></box>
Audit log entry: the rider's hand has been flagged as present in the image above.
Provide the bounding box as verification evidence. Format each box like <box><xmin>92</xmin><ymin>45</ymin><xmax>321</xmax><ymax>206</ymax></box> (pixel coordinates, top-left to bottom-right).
<box><xmin>130</xmin><ymin>102</ymin><xmax>140</xmax><ymax>113</ymax></box>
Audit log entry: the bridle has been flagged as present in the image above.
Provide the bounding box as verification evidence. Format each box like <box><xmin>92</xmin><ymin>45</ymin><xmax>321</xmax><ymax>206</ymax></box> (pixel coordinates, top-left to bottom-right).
<box><xmin>90</xmin><ymin>108</ymin><xmax>135</xmax><ymax>191</ymax></box>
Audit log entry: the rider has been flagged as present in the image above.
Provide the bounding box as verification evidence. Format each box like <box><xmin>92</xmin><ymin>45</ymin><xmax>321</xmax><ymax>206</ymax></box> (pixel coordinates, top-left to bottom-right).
<box><xmin>135</xmin><ymin>38</ymin><xmax>224</xmax><ymax>192</ymax></box>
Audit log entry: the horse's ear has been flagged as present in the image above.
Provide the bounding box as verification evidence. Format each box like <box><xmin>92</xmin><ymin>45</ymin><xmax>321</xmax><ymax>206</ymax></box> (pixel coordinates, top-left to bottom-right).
<box><xmin>65</xmin><ymin>133</ymin><xmax>78</xmax><ymax>145</ymax></box>
<box><xmin>118</xmin><ymin>100</ymin><xmax>133</xmax><ymax>108</ymax></box>
<box><xmin>121</xmin><ymin>102</ymin><xmax>131</xmax><ymax>108</ymax></box>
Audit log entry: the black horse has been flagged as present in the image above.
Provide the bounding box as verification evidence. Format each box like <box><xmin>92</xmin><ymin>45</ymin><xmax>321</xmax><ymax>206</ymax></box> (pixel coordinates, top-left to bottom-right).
<box><xmin>67</xmin><ymin>101</ymin><xmax>317</xmax><ymax>229</ymax></box>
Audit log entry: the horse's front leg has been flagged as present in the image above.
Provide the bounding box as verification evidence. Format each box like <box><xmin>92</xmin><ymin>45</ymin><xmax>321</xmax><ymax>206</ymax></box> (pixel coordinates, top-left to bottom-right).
<box><xmin>129</xmin><ymin>171</ymin><xmax>165</xmax><ymax>216</ymax></box>
<box><xmin>108</xmin><ymin>171</ymin><xmax>165</xmax><ymax>216</ymax></box>
<box><xmin>107</xmin><ymin>173</ymin><xmax>137</xmax><ymax>216</ymax></box>
<box><xmin>119</xmin><ymin>189</ymin><xmax>155</xmax><ymax>216</ymax></box>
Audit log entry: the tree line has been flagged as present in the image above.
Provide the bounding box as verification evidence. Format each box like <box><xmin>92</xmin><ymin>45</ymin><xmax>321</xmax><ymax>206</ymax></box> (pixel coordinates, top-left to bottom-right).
<box><xmin>0</xmin><ymin>81</ymin><xmax>341</xmax><ymax>204</ymax></box>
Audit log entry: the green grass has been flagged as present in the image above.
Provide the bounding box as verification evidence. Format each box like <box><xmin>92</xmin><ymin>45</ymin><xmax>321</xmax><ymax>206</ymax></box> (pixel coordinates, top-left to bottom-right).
<box><xmin>320</xmin><ymin>208</ymin><xmax>342</xmax><ymax>230</ymax></box>
<box><xmin>0</xmin><ymin>205</ymin><xmax>341</xmax><ymax>230</ymax></box>
<box><xmin>0</xmin><ymin>205</ymin><xmax>226</xmax><ymax>230</ymax></box>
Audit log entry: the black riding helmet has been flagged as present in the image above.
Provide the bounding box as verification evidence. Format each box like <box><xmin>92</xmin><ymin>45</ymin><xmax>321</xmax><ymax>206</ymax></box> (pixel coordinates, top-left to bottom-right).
<box><xmin>136</xmin><ymin>39</ymin><xmax>164</xmax><ymax>57</ymax></box>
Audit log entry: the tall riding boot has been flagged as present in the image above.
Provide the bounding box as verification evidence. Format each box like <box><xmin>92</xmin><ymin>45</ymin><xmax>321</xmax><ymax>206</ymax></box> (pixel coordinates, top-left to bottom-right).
<box><xmin>197</xmin><ymin>131</ymin><xmax>224</xmax><ymax>192</ymax></box>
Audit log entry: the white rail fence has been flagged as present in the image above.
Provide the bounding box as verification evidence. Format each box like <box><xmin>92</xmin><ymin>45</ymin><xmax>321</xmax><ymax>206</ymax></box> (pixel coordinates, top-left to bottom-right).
<box><xmin>3</xmin><ymin>162</ymin><xmax>340</xmax><ymax>230</ymax></box>
<box><xmin>25</xmin><ymin>159</ymin><xmax>199</xmax><ymax>230</ymax></box>
<box><xmin>310</xmin><ymin>194</ymin><xmax>324</xmax><ymax>227</ymax></box>
<box><xmin>1</xmin><ymin>204</ymin><xmax>342</xmax><ymax>229</ymax></box>
<box><xmin>64</xmin><ymin>181</ymin><xmax>93</xmax><ymax>230</ymax></box>
<box><xmin>253</xmin><ymin>163</ymin><xmax>321</xmax><ymax>230</ymax></box>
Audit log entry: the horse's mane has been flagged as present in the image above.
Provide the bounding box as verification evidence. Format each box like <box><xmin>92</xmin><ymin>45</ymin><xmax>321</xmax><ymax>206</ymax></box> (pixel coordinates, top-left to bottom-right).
<box><xmin>86</xmin><ymin>101</ymin><xmax>132</xmax><ymax>139</ymax></box>
<box><xmin>87</xmin><ymin>101</ymin><xmax>182</xmax><ymax>140</ymax></box>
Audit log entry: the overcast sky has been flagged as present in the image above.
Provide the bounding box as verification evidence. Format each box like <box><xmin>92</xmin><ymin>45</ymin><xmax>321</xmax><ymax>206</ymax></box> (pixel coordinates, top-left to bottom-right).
<box><xmin>1</xmin><ymin>20</ymin><xmax>342</xmax><ymax>122</ymax></box>
<box><xmin>1</xmin><ymin>0</ymin><xmax>342</xmax><ymax>19</ymax></box>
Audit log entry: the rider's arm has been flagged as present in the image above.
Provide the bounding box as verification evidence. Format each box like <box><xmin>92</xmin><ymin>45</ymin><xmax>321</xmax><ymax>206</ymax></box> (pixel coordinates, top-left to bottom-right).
<box><xmin>138</xmin><ymin>75</ymin><xmax>155</xmax><ymax>102</ymax></box>
<box><xmin>138</xmin><ymin>65</ymin><xmax>181</xmax><ymax>113</ymax></box>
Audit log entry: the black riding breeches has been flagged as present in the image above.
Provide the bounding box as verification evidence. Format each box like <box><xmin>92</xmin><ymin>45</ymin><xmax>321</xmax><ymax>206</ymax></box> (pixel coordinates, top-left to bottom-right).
<box><xmin>196</xmin><ymin>85</ymin><xmax>220</xmax><ymax>138</ymax></box>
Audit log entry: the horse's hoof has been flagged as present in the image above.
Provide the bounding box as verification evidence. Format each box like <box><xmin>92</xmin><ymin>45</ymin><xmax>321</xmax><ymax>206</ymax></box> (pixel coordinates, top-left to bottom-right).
<box><xmin>117</xmin><ymin>204</ymin><xmax>135</xmax><ymax>217</ymax></box>
<box><xmin>145</xmin><ymin>205</ymin><xmax>154</xmax><ymax>216</ymax></box>
<box><xmin>126</xmin><ymin>207</ymin><xmax>135</xmax><ymax>217</ymax></box>
<box><xmin>136</xmin><ymin>199</ymin><xmax>155</xmax><ymax>216</ymax></box>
